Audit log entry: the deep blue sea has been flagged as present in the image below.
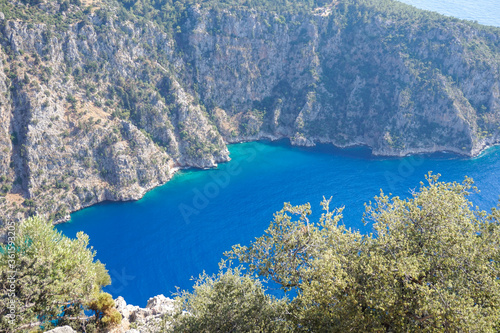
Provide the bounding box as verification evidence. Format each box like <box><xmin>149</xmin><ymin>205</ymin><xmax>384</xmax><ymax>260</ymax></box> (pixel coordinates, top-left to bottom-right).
<box><xmin>58</xmin><ymin>1</ymin><xmax>500</xmax><ymax>307</ymax></box>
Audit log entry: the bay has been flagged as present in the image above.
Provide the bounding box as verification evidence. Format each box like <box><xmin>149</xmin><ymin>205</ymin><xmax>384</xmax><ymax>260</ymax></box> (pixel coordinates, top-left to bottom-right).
<box><xmin>58</xmin><ymin>0</ymin><xmax>500</xmax><ymax>307</ymax></box>
<box><xmin>58</xmin><ymin>141</ymin><xmax>500</xmax><ymax>306</ymax></box>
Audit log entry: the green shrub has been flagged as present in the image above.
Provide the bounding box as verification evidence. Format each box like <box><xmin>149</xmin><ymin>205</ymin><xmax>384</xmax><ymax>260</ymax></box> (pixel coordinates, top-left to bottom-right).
<box><xmin>0</xmin><ymin>216</ymin><xmax>111</xmax><ymax>332</ymax></box>
<box><xmin>226</xmin><ymin>174</ymin><xmax>500</xmax><ymax>331</ymax></box>
<box><xmin>87</xmin><ymin>292</ymin><xmax>122</xmax><ymax>328</ymax></box>
<box><xmin>170</xmin><ymin>263</ymin><xmax>289</xmax><ymax>332</ymax></box>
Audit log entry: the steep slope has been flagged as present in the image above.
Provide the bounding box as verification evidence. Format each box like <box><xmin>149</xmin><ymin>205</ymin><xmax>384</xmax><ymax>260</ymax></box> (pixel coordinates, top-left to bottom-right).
<box><xmin>0</xmin><ymin>0</ymin><xmax>499</xmax><ymax>225</ymax></box>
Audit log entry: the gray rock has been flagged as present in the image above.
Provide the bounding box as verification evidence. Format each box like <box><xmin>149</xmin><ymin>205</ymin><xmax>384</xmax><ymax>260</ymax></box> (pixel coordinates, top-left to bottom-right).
<box><xmin>145</xmin><ymin>295</ymin><xmax>175</xmax><ymax>316</ymax></box>
<box><xmin>115</xmin><ymin>295</ymin><xmax>175</xmax><ymax>333</ymax></box>
<box><xmin>45</xmin><ymin>326</ymin><xmax>76</xmax><ymax>333</ymax></box>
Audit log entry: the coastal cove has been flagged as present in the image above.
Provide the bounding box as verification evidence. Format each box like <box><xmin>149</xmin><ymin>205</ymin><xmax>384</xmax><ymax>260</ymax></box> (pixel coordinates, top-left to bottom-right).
<box><xmin>2</xmin><ymin>0</ymin><xmax>500</xmax><ymax>227</ymax></box>
<box><xmin>58</xmin><ymin>140</ymin><xmax>500</xmax><ymax>307</ymax></box>
<box><xmin>4</xmin><ymin>0</ymin><xmax>500</xmax><ymax>330</ymax></box>
<box><xmin>55</xmin><ymin>0</ymin><xmax>500</xmax><ymax>309</ymax></box>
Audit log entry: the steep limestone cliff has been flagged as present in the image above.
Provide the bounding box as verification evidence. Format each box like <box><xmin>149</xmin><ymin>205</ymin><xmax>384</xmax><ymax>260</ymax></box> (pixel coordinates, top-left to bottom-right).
<box><xmin>0</xmin><ymin>0</ymin><xmax>499</xmax><ymax>225</ymax></box>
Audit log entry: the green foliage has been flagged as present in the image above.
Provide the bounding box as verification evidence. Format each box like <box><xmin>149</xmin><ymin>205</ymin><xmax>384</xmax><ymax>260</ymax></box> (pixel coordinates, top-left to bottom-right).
<box><xmin>1</xmin><ymin>184</ymin><xmax>12</xmax><ymax>193</ymax></box>
<box><xmin>22</xmin><ymin>199</ymin><xmax>35</xmax><ymax>207</ymax></box>
<box><xmin>169</xmin><ymin>263</ymin><xmax>290</xmax><ymax>332</ymax></box>
<box><xmin>87</xmin><ymin>292</ymin><xmax>122</xmax><ymax>328</ymax></box>
<box><xmin>223</xmin><ymin>173</ymin><xmax>500</xmax><ymax>332</ymax></box>
<box><xmin>0</xmin><ymin>216</ymin><xmax>111</xmax><ymax>332</ymax></box>
<box><xmin>156</xmin><ymin>174</ymin><xmax>500</xmax><ymax>331</ymax></box>
<box><xmin>10</xmin><ymin>132</ymin><xmax>18</xmax><ymax>145</ymax></box>
<box><xmin>0</xmin><ymin>0</ymin><xmax>88</xmax><ymax>29</ymax></box>
<box><xmin>116</xmin><ymin>0</ymin><xmax>332</xmax><ymax>30</ymax></box>
<box><xmin>229</xmin><ymin>201</ymin><xmax>353</xmax><ymax>291</ymax></box>
<box><xmin>66</xmin><ymin>93</ymin><xmax>77</xmax><ymax>105</ymax></box>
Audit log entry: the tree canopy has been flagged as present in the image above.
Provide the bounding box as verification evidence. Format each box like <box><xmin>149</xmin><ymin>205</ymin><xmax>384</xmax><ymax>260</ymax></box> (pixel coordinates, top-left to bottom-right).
<box><xmin>170</xmin><ymin>263</ymin><xmax>289</xmax><ymax>332</ymax></box>
<box><xmin>170</xmin><ymin>173</ymin><xmax>500</xmax><ymax>332</ymax></box>
<box><xmin>0</xmin><ymin>216</ymin><xmax>120</xmax><ymax>332</ymax></box>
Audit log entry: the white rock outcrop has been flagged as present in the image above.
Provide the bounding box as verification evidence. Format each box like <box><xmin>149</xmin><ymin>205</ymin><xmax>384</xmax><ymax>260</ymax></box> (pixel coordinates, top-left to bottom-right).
<box><xmin>115</xmin><ymin>295</ymin><xmax>176</xmax><ymax>333</ymax></box>
<box><xmin>45</xmin><ymin>326</ymin><xmax>77</xmax><ymax>333</ymax></box>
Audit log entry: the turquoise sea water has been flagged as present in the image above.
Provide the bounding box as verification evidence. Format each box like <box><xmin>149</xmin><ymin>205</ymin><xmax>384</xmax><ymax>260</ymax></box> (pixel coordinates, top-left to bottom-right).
<box><xmin>58</xmin><ymin>1</ymin><xmax>500</xmax><ymax>307</ymax></box>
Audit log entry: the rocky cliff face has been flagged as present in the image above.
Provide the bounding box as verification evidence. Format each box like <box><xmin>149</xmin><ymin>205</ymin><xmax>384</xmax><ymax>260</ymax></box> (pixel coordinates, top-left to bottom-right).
<box><xmin>0</xmin><ymin>0</ymin><xmax>499</xmax><ymax>226</ymax></box>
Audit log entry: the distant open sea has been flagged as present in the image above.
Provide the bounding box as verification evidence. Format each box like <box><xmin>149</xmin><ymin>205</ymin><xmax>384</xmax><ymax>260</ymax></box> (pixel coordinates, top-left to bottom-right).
<box><xmin>399</xmin><ymin>0</ymin><xmax>500</xmax><ymax>27</ymax></box>
<box><xmin>57</xmin><ymin>1</ymin><xmax>500</xmax><ymax>307</ymax></box>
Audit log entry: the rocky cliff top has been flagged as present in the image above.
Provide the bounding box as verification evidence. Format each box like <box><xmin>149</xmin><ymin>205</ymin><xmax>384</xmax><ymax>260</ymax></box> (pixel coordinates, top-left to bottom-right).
<box><xmin>113</xmin><ymin>295</ymin><xmax>176</xmax><ymax>333</ymax></box>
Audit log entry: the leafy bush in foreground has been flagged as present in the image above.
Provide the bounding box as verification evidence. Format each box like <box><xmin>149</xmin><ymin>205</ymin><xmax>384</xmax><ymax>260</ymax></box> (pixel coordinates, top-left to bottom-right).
<box><xmin>170</xmin><ymin>264</ymin><xmax>289</xmax><ymax>332</ymax></box>
<box><xmin>171</xmin><ymin>173</ymin><xmax>500</xmax><ymax>332</ymax></box>
<box><xmin>0</xmin><ymin>216</ymin><xmax>119</xmax><ymax>332</ymax></box>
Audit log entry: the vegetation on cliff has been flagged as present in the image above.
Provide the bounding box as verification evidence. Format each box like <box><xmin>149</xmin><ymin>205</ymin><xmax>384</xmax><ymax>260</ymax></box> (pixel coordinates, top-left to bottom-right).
<box><xmin>1</xmin><ymin>0</ymin><xmax>500</xmax><ymax>331</ymax></box>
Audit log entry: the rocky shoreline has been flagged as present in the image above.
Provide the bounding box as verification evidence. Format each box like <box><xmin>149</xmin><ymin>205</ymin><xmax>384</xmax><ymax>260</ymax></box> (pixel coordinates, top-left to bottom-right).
<box><xmin>21</xmin><ymin>136</ymin><xmax>500</xmax><ymax>227</ymax></box>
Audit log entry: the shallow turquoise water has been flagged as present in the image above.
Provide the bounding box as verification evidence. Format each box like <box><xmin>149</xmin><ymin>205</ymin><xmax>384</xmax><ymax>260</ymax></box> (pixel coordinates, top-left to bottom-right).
<box><xmin>58</xmin><ymin>141</ymin><xmax>500</xmax><ymax>306</ymax></box>
<box><xmin>57</xmin><ymin>0</ymin><xmax>500</xmax><ymax>306</ymax></box>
